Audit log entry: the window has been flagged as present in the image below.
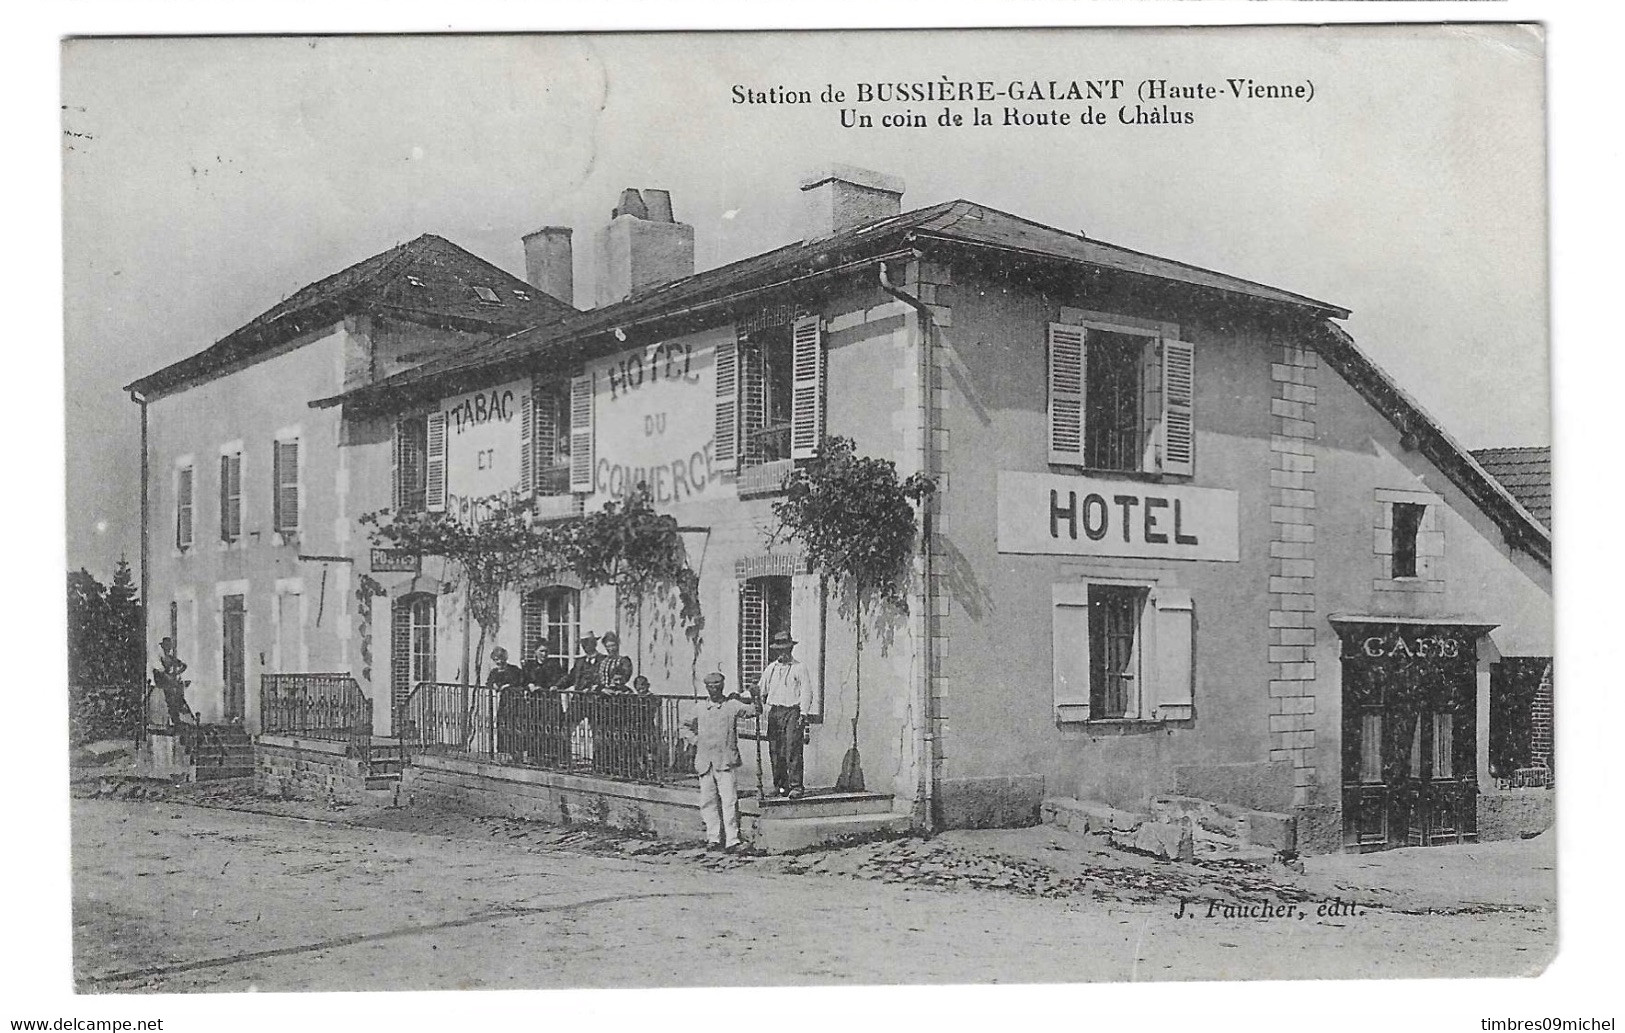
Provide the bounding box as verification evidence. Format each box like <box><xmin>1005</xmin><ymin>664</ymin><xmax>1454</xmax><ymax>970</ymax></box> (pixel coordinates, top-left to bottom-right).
<box><xmin>739</xmin><ymin>575</ymin><xmax>792</xmax><ymax>696</ymax></box>
<box><xmin>1052</xmin><ymin>582</ymin><xmax>1193</xmax><ymax>722</ymax></box>
<box><xmin>1391</xmin><ymin>502</ymin><xmax>1425</xmax><ymax>578</ymax></box>
<box><xmin>740</xmin><ymin>324</ymin><xmax>795</xmax><ymax>468</ymax></box>
<box><xmin>1358</xmin><ymin>712</ymin><xmax>1384</xmax><ymax>783</ymax></box>
<box><xmin>175</xmin><ymin>463</ymin><xmax>194</xmax><ymax>550</ymax></box>
<box><xmin>521</xmin><ymin>588</ymin><xmax>579</xmax><ymax>665</ymax></box>
<box><xmin>272</xmin><ymin>438</ymin><xmax>300</xmax><ymax>535</ymax></box>
<box><xmin>409</xmin><ymin>596</ymin><xmax>436</xmax><ymax>684</ymax></box>
<box><xmin>395</xmin><ymin>417</ymin><xmax>427</xmax><ymax>514</ymax></box>
<box><xmin>716</xmin><ymin>315</ymin><xmax>824</xmax><ymax>476</ymax></box>
<box><xmin>472</xmin><ymin>285</ymin><xmax>501</xmax><ymax>304</ymax></box>
<box><xmin>391</xmin><ymin>593</ymin><xmax>438</xmax><ymax>714</ymax></box>
<box><xmin>219</xmin><ymin>451</ymin><xmax>242</xmax><ymax>542</ymax></box>
<box><xmin>1431</xmin><ymin>712</ymin><xmax>1455</xmax><ymax>779</ymax></box>
<box><xmin>1047</xmin><ymin>320</ymin><xmax>1195</xmax><ymax>477</ymax></box>
<box><xmin>523</xmin><ymin>386</ymin><xmax>572</xmax><ymax>497</ymax></box>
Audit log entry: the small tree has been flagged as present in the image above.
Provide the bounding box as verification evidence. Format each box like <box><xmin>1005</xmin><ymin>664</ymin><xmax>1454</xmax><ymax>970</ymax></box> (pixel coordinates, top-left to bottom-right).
<box><xmin>772</xmin><ymin>436</ymin><xmax>935</xmax><ymax>789</ymax></box>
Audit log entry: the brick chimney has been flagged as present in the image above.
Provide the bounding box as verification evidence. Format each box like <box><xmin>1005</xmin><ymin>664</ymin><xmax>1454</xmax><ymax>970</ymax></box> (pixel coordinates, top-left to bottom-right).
<box><xmin>800</xmin><ymin>164</ymin><xmax>905</xmax><ymax>240</ymax></box>
<box><xmin>594</xmin><ymin>188</ymin><xmax>695</xmax><ymax>307</ymax></box>
<box><xmin>521</xmin><ymin>226</ymin><xmax>575</xmax><ymax>307</ymax></box>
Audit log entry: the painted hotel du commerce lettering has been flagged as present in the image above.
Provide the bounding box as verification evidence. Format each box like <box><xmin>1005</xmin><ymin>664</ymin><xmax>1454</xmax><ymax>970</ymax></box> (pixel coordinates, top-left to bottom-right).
<box><xmin>587</xmin><ymin>334</ymin><xmax>720</xmax><ymax>505</ymax></box>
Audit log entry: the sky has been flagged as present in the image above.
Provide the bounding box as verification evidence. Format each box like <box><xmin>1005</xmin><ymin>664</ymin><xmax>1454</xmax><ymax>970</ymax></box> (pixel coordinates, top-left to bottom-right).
<box><xmin>62</xmin><ymin>26</ymin><xmax>1549</xmax><ymax>579</ymax></box>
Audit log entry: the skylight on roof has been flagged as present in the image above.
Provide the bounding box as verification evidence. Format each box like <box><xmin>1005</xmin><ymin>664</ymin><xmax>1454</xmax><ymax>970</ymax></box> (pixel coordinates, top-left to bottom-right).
<box><xmin>472</xmin><ymin>285</ymin><xmax>501</xmax><ymax>304</ymax></box>
<box><xmin>406</xmin><ymin>275</ymin><xmax>426</xmax><ymax>288</ymax></box>
<box><xmin>512</xmin><ymin>289</ymin><xmax>531</xmax><ymax>301</ymax></box>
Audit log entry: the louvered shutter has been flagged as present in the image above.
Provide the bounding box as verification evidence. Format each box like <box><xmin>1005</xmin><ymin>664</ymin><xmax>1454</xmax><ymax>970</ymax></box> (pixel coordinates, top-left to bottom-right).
<box><xmin>270</xmin><ymin>445</ymin><xmax>282</xmax><ymax>531</ymax></box>
<box><xmin>569</xmin><ymin>372</ymin><xmax>594</xmax><ymax>494</ymax></box>
<box><xmin>1052</xmin><ymin>600</ymin><xmax>1090</xmax><ymax>721</ymax></box>
<box><xmin>424</xmin><ymin>412</ymin><xmax>447</xmax><ymax>513</ymax></box>
<box><xmin>1048</xmin><ymin>323</ymin><xmax>1086</xmax><ymax>465</ymax></box>
<box><xmin>176</xmin><ymin>467</ymin><xmax>193</xmax><ymax>549</ymax></box>
<box><xmin>219</xmin><ymin>455</ymin><xmax>231</xmax><ymax>542</ymax></box>
<box><xmin>518</xmin><ymin>387</ymin><xmax>534</xmax><ymax>494</ymax></box>
<box><xmin>1151</xmin><ymin>588</ymin><xmax>1194</xmax><ymax>720</ymax></box>
<box><xmin>533</xmin><ymin>388</ymin><xmax>557</xmax><ymax>492</ymax></box>
<box><xmin>1160</xmin><ymin>339</ymin><xmax>1196</xmax><ymax>477</ymax></box>
<box><xmin>714</xmin><ymin>334</ymin><xmax>740</xmax><ymax>474</ymax></box>
<box><xmin>391</xmin><ymin>421</ymin><xmax>403</xmax><ymax>511</ymax></box>
<box><xmin>789</xmin><ymin>573</ymin><xmax>823</xmax><ymax>716</ymax></box>
<box><xmin>274</xmin><ymin>441</ymin><xmax>300</xmax><ymax>533</ymax></box>
<box><xmin>790</xmin><ymin>315</ymin><xmax>825</xmax><ymax>460</ymax></box>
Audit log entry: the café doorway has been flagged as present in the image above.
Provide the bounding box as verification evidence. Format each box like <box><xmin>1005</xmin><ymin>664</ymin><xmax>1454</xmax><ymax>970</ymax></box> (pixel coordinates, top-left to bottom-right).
<box><xmin>1337</xmin><ymin>620</ymin><xmax>1486</xmax><ymax>852</ymax></box>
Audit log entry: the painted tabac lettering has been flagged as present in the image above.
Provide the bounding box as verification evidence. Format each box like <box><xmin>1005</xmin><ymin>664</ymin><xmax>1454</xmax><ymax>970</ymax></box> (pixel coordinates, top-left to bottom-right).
<box><xmin>447</xmin><ymin>387</ymin><xmax>515</xmax><ymax>434</ymax></box>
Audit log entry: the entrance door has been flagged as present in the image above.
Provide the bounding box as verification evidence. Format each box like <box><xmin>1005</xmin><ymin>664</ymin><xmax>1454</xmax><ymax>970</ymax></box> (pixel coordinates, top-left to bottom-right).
<box><xmin>1340</xmin><ymin>624</ymin><xmax>1478</xmax><ymax>851</ymax></box>
<box><xmin>222</xmin><ymin>595</ymin><xmax>246</xmax><ymax>724</ymax></box>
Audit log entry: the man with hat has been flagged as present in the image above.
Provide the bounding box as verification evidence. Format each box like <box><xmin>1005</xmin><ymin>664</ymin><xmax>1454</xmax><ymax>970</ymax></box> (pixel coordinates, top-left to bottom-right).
<box><xmin>554</xmin><ymin>632</ymin><xmax>603</xmax><ymax>769</ymax></box>
<box><xmin>688</xmin><ymin>672</ymin><xmax>759</xmax><ymax>851</ymax></box>
<box><xmin>553</xmin><ymin>631</ymin><xmax>603</xmax><ymax>692</ymax></box>
<box><xmin>757</xmin><ymin>630</ymin><xmax>814</xmax><ymax>798</ymax></box>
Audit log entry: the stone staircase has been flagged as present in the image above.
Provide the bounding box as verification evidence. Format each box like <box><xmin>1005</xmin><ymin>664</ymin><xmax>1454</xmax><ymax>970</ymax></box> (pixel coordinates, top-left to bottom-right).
<box><xmin>364</xmin><ymin>738</ymin><xmax>406</xmax><ymax>791</ymax></box>
<box><xmin>188</xmin><ymin>725</ymin><xmax>255</xmax><ymax>781</ymax></box>
<box><xmin>742</xmin><ymin>789</ymin><xmax>913</xmax><ymax>853</ymax></box>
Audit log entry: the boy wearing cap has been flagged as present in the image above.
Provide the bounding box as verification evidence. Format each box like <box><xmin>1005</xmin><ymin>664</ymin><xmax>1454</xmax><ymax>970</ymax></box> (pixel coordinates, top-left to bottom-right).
<box><xmin>757</xmin><ymin>631</ymin><xmax>814</xmax><ymax>798</ymax></box>
<box><xmin>689</xmin><ymin>672</ymin><xmax>759</xmax><ymax>851</ymax></box>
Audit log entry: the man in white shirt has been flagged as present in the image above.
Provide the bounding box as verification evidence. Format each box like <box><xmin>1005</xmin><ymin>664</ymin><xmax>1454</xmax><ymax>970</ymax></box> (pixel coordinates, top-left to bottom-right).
<box><xmin>756</xmin><ymin>631</ymin><xmax>814</xmax><ymax>798</ymax></box>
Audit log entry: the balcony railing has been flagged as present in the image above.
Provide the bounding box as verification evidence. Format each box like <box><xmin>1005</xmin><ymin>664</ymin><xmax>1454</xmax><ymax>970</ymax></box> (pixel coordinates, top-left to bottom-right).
<box><xmin>260</xmin><ymin>673</ymin><xmax>373</xmax><ymax>745</ymax></box>
<box><xmin>536</xmin><ymin>459</ymin><xmax>573</xmax><ymax>498</ymax></box>
<box><xmin>398</xmin><ymin>682</ymin><xmax>712</xmax><ymax>785</ymax></box>
<box><xmin>744</xmin><ymin>421</ymin><xmax>792</xmax><ymax>466</ymax></box>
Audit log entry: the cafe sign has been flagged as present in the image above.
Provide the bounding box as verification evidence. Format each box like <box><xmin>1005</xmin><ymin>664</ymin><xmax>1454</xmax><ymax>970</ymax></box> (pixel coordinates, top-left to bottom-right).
<box><xmin>996</xmin><ymin>471</ymin><xmax>1239</xmax><ymax>562</ymax></box>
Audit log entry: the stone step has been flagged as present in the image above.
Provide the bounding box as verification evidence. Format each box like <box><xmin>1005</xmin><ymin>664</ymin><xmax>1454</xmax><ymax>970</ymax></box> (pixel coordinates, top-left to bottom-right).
<box><xmin>193</xmin><ymin>765</ymin><xmax>253</xmax><ymax>781</ymax></box>
<box><xmin>751</xmin><ymin>791</ymin><xmax>894</xmax><ymax>821</ymax></box>
<box><xmin>364</xmin><ymin>774</ymin><xmax>402</xmax><ymax>790</ymax></box>
<box><xmin>750</xmin><ymin>811</ymin><xmax>915</xmax><ymax>854</ymax></box>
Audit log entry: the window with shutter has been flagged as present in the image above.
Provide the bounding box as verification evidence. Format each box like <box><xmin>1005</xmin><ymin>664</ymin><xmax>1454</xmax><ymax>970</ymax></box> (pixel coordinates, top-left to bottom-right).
<box><xmin>175</xmin><ymin>465</ymin><xmax>194</xmax><ymax>550</ymax></box>
<box><xmin>1052</xmin><ymin>599</ymin><xmax>1091</xmax><ymax>721</ymax></box>
<box><xmin>1055</xmin><ymin>580</ymin><xmax>1187</xmax><ymax>724</ymax></box>
<box><xmin>790</xmin><ymin>315</ymin><xmax>824</xmax><ymax>460</ymax></box>
<box><xmin>273</xmin><ymin>440</ymin><xmax>300</xmax><ymax>534</ymax></box>
<box><xmin>568</xmin><ymin>372</ymin><xmax>594</xmax><ymax>493</ymax></box>
<box><xmin>424</xmin><ymin>413</ymin><xmax>447</xmax><ymax>513</ymax></box>
<box><xmin>714</xmin><ymin>334</ymin><xmax>740</xmax><ymax>474</ymax></box>
<box><xmin>1160</xmin><ymin>339</ymin><xmax>1196</xmax><ymax>477</ymax></box>
<box><xmin>1047</xmin><ymin>324</ymin><xmax>1086</xmax><ymax>465</ymax></box>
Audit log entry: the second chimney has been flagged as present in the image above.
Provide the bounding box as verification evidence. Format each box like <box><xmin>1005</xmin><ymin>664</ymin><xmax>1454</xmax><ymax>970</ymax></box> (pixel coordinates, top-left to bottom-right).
<box><xmin>522</xmin><ymin>226</ymin><xmax>575</xmax><ymax>307</ymax></box>
<box><xmin>594</xmin><ymin>188</ymin><xmax>695</xmax><ymax>307</ymax></box>
<box><xmin>800</xmin><ymin>164</ymin><xmax>906</xmax><ymax>240</ymax></box>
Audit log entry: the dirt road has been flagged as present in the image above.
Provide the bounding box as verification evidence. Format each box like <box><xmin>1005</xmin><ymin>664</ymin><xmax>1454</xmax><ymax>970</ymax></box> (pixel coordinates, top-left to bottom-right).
<box><xmin>71</xmin><ymin>795</ymin><xmax>1554</xmax><ymax>991</ymax></box>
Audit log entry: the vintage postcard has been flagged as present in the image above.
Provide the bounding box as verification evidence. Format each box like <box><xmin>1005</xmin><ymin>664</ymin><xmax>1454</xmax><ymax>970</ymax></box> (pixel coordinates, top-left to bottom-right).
<box><xmin>59</xmin><ymin>25</ymin><xmax>1554</xmax><ymax>998</ymax></box>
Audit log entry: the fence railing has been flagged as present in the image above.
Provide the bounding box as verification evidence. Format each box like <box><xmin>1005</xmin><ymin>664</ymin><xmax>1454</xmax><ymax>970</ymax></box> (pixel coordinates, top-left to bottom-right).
<box><xmin>398</xmin><ymin>682</ymin><xmax>709</xmax><ymax>785</ymax></box>
<box><xmin>260</xmin><ymin>674</ymin><xmax>373</xmax><ymax>761</ymax></box>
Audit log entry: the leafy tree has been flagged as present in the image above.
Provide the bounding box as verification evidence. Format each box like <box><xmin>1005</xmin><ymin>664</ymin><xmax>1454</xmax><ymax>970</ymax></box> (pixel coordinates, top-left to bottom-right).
<box><xmin>66</xmin><ymin>559</ymin><xmax>145</xmax><ymax>742</ymax></box>
<box><xmin>771</xmin><ymin>437</ymin><xmax>935</xmax><ymax>786</ymax></box>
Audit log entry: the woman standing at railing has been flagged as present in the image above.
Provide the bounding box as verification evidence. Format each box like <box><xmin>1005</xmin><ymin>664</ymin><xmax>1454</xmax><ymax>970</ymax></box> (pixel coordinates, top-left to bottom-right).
<box><xmin>488</xmin><ymin>647</ymin><xmax>524</xmax><ymax>762</ymax></box>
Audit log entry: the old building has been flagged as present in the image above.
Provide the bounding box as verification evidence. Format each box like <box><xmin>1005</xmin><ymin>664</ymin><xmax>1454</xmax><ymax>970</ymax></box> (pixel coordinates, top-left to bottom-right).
<box><xmin>126</xmin><ymin>234</ymin><xmax>575</xmax><ymax>728</ymax></box>
<box><xmin>133</xmin><ymin>167</ymin><xmax>1553</xmax><ymax>851</ymax></box>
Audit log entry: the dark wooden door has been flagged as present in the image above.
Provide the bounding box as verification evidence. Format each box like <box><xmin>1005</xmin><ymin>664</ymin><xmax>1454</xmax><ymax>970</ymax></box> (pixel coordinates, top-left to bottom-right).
<box><xmin>222</xmin><ymin>594</ymin><xmax>246</xmax><ymax>724</ymax></box>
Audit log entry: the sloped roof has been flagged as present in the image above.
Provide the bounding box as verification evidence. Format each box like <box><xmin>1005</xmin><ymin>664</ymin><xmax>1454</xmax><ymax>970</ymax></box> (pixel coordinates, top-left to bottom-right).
<box><xmin>313</xmin><ymin>199</ymin><xmax>1348</xmax><ymax>410</ymax></box>
<box><xmin>1470</xmin><ymin>446</ymin><xmax>1551</xmax><ymax>528</ymax></box>
<box><xmin>1317</xmin><ymin>323</ymin><xmax>1550</xmax><ymax>566</ymax></box>
<box><xmin>126</xmin><ymin>233</ymin><xmax>575</xmax><ymax>398</ymax></box>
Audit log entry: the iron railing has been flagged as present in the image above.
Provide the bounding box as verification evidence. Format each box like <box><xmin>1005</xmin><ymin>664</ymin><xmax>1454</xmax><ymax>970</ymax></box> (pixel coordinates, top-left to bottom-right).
<box><xmin>536</xmin><ymin>459</ymin><xmax>573</xmax><ymax>497</ymax></box>
<box><xmin>744</xmin><ymin>421</ymin><xmax>792</xmax><ymax>465</ymax></box>
<box><xmin>260</xmin><ymin>672</ymin><xmax>373</xmax><ymax>743</ymax></box>
<box><xmin>398</xmin><ymin>682</ymin><xmax>709</xmax><ymax>785</ymax></box>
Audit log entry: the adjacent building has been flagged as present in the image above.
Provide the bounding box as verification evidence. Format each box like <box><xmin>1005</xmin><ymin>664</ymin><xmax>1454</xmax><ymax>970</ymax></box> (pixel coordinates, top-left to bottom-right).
<box><xmin>131</xmin><ymin>167</ymin><xmax>1553</xmax><ymax>852</ymax></box>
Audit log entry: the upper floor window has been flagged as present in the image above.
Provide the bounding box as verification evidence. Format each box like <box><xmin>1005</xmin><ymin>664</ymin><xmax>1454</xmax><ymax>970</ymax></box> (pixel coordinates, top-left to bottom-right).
<box><xmin>716</xmin><ymin>315</ymin><xmax>824</xmax><ymax>477</ymax></box>
<box><xmin>175</xmin><ymin>463</ymin><xmax>194</xmax><ymax>550</ymax></box>
<box><xmin>522</xmin><ymin>385</ymin><xmax>573</xmax><ymax>497</ymax></box>
<box><xmin>272</xmin><ymin>437</ymin><xmax>300</xmax><ymax>535</ymax></box>
<box><xmin>1047</xmin><ymin>320</ymin><xmax>1195</xmax><ymax>477</ymax></box>
<box><xmin>1390</xmin><ymin>502</ymin><xmax>1426</xmax><ymax>579</ymax></box>
<box><xmin>219</xmin><ymin>450</ymin><xmax>243</xmax><ymax>542</ymax></box>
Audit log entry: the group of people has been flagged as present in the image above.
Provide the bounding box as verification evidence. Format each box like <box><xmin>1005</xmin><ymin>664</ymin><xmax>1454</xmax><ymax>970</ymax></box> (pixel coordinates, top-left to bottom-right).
<box><xmin>485</xmin><ymin>626</ymin><xmax>817</xmax><ymax>853</ymax></box>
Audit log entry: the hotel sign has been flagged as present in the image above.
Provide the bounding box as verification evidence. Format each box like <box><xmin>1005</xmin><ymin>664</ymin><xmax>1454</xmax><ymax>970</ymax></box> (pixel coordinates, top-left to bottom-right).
<box><xmin>997</xmin><ymin>471</ymin><xmax>1239</xmax><ymax>562</ymax></box>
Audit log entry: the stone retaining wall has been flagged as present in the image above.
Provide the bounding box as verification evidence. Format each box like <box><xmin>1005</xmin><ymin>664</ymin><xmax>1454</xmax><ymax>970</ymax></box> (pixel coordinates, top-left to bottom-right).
<box><xmin>256</xmin><ymin>735</ymin><xmax>369</xmax><ymax>804</ymax></box>
<box><xmin>401</xmin><ymin>753</ymin><xmax>716</xmax><ymax>842</ymax></box>
<box><xmin>1478</xmin><ymin>789</ymin><xmax>1554</xmax><ymax>842</ymax></box>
